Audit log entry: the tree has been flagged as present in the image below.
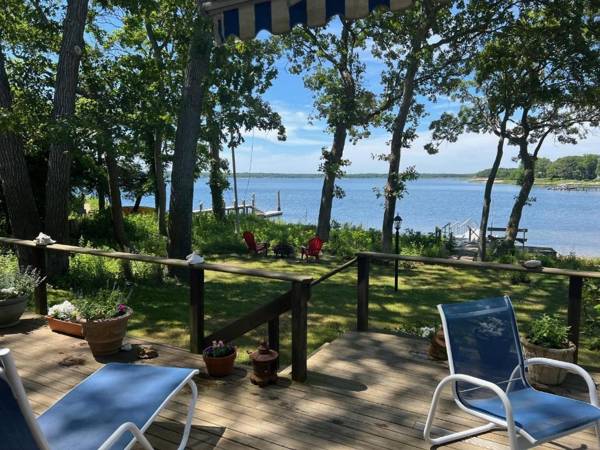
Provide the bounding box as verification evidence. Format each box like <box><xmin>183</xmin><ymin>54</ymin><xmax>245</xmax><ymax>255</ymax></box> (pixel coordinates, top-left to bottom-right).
<box><xmin>0</xmin><ymin>44</ymin><xmax>43</xmax><ymax>245</ymax></box>
<box><xmin>202</xmin><ymin>39</ymin><xmax>285</xmax><ymax>222</ymax></box>
<box><xmin>44</xmin><ymin>0</ymin><xmax>89</xmax><ymax>276</ymax></box>
<box><xmin>167</xmin><ymin>12</ymin><xmax>213</xmax><ymax>267</ymax></box>
<box><xmin>284</xmin><ymin>20</ymin><xmax>386</xmax><ymax>240</ymax></box>
<box><xmin>486</xmin><ymin>1</ymin><xmax>600</xmax><ymax>248</ymax></box>
<box><xmin>371</xmin><ymin>0</ymin><xmax>507</xmax><ymax>252</ymax></box>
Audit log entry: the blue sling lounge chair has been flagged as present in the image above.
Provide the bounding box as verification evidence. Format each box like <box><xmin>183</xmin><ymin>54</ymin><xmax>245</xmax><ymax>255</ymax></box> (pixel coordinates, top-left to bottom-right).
<box><xmin>424</xmin><ymin>296</ymin><xmax>600</xmax><ymax>449</ymax></box>
<box><xmin>0</xmin><ymin>348</ymin><xmax>199</xmax><ymax>450</ymax></box>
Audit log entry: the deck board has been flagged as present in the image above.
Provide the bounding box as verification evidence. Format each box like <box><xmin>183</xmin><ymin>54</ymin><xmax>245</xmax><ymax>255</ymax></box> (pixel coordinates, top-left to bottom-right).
<box><xmin>1</xmin><ymin>316</ymin><xmax>598</xmax><ymax>449</ymax></box>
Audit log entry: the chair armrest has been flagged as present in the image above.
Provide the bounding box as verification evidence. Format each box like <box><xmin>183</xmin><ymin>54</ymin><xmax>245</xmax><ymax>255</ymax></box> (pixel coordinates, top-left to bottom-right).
<box><xmin>98</xmin><ymin>422</ymin><xmax>154</xmax><ymax>450</ymax></box>
<box><xmin>525</xmin><ymin>357</ymin><xmax>599</xmax><ymax>407</ymax></box>
<box><xmin>424</xmin><ymin>373</ymin><xmax>518</xmax><ymax>448</ymax></box>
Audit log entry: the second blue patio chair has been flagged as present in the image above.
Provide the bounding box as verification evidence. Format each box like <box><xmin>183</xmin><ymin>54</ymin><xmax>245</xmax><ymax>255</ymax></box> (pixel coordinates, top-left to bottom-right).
<box><xmin>423</xmin><ymin>296</ymin><xmax>600</xmax><ymax>449</ymax></box>
<box><xmin>0</xmin><ymin>348</ymin><xmax>198</xmax><ymax>450</ymax></box>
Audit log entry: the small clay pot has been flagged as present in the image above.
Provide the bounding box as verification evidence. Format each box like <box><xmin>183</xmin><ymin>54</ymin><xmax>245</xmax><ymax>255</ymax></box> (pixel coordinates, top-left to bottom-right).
<box><xmin>82</xmin><ymin>308</ymin><xmax>132</xmax><ymax>356</ymax></box>
<box><xmin>0</xmin><ymin>295</ymin><xmax>29</xmax><ymax>328</ymax></box>
<box><xmin>203</xmin><ymin>351</ymin><xmax>236</xmax><ymax>377</ymax></box>
<box><xmin>47</xmin><ymin>316</ymin><xmax>84</xmax><ymax>338</ymax></box>
<box><xmin>521</xmin><ymin>337</ymin><xmax>576</xmax><ymax>386</ymax></box>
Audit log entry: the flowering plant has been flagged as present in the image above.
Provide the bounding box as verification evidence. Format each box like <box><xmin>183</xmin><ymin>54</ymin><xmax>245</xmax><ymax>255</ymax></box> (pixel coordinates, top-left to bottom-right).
<box><xmin>48</xmin><ymin>300</ymin><xmax>78</xmax><ymax>321</ymax></box>
<box><xmin>475</xmin><ymin>317</ymin><xmax>505</xmax><ymax>337</ymax></box>
<box><xmin>419</xmin><ymin>326</ymin><xmax>436</xmax><ymax>339</ymax></box>
<box><xmin>203</xmin><ymin>340</ymin><xmax>235</xmax><ymax>358</ymax></box>
<box><xmin>0</xmin><ymin>267</ymin><xmax>45</xmax><ymax>301</ymax></box>
<box><xmin>74</xmin><ymin>287</ymin><xmax>131</xmax><ymax>321</ymax></box>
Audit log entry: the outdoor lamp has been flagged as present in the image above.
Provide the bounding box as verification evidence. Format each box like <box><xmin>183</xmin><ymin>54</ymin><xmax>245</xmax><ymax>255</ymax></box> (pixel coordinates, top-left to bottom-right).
<box><xmin>393</xmin><ymin>215</ymin><xmax>403</xmax><ymax>232</ymax></box>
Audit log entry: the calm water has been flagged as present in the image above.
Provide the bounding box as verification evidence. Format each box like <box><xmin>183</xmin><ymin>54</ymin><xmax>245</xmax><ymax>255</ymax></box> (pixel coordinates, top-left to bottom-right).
<box><xmin>139</xmin><ymin>177</ymin><xmax>600</xmax><ymax>256</ymax></box>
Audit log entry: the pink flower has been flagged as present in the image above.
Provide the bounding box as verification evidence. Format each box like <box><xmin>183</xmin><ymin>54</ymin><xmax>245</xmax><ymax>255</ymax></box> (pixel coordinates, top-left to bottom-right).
<box><xmin>117</xmin><ymin>304</ymin><xmax>127</xmax><ymax>314</ymax></box>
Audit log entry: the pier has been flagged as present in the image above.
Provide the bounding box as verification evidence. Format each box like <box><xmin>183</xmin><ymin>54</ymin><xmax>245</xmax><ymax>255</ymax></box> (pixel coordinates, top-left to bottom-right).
<box><xmin>193</xmin><ymin>192</ymin><xmax>283</xmax><ymax>218</ymax></box>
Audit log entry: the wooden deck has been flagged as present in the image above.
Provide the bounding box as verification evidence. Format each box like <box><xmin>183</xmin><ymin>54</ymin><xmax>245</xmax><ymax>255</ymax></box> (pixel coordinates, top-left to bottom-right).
<box><xmin>2</xmin><ymin>316</ymin><xmax>599</xmax><ymax>450</ymax></box>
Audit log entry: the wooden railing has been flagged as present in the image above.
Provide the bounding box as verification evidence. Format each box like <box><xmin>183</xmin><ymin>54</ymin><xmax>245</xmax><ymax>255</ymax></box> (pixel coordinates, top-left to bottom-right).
<box><xmin>356</xmin><ymin>251</ymin><xmax>600</xmax><ymax>362</ymax></box>
<box><xmin>0</xmin><ymin>237</ymin><xmax>312</xmax><ymax>381</ymax></box>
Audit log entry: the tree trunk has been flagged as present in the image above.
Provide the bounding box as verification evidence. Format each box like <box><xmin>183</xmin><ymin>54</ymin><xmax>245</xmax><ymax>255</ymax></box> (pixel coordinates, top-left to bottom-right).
<box><xmin>478</xmin><ymin>137</ymin><xmax>504</xmax><ymax>260</ymax></box>
<box><xmin>478</xmin><ymin>115</ymin><xmax>509</xmax><ymax>261</ymax></box>
<box><xmin>208</xmin><ymin>140</ymin><xmax>226</xmax><ymax>221</ymax></box>
<box><xmin>316</xmin><ymin>124</ymin><xmax>347</xmax><ymax>240</ymax></box>
<box><xmin>44</xmin><ymin>0</ymin><xmax>88</xmax><ymax>277</ymax></box>
<box><xmin>105</xmin><ymin>149</ymin><xmax>133</xmax><ymax>279</ymax></box>
<box><xmin>167</xmin><ymin>14</ymin><xmax>212</xmax><ymax>275</ymax></box>
<box><xmin>381</xmin><ymin>57</ymin><xmax>420</xmax><ymax>253</ymax></box>
<box><xmin>97</xmin><ymin>149</ymin><xmax>106</xmax><ymax>211</ymax></box>
<box><xmin>0</xmin><ymin>47</ymin><xmax>43</xmax><ymax>242</ymax></box>
<box><xmin>132</xmin><ymin>195</ymin><xmax>142</xmax><ymax>212</ymax></box>
<box><xmin>505</xmin><ymin>145</ymin><xmax>535</xmax><ymax>248</ymax></box>
<box><xmin>152</xmin><ymin>130</ymin><xmax>167</xmax><ymax>235</ymax></box>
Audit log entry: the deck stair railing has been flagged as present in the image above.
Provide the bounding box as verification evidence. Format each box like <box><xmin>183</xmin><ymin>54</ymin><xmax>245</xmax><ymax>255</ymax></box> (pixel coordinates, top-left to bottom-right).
<box><xmin>442</xmin><ymin>218</ymin><xmax>480</xmax><ymax>242</ymax></box>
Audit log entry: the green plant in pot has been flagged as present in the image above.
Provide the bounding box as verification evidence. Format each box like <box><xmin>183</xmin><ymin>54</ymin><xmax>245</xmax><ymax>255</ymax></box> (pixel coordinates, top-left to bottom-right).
<box><xmin>75</xmin><ymin>288</ymin><xmax>132</xmax><ymax>357</ymax></box>
<box><xmin>203</xmin><ymin>340</ymin><xmax>236</xmax><ymax>377</ymax></box>
<box><xmin>0</xmin><ymin>268</ymin><xmax>44</xmax><ymax>328</ymax></box>
<box><xmin>521</xmin><ymin>314</ymin><xmax>574</xmax><ymax>386</ymax></box>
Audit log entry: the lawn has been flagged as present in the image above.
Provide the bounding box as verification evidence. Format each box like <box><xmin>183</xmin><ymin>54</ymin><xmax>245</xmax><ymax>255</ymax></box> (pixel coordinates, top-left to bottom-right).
<box><xmin>47</xmin><ymin>255</ymin><xmax>598</xmax><ymax>369</ymax></box>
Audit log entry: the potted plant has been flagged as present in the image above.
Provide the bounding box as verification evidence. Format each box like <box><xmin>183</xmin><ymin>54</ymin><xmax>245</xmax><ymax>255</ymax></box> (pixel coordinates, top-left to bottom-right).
<box><xmin>203</xmin><ymin>340</ymin><xmax>236</xmax><ymax>377</ymax></box>
<box><xmin>75</xmin><ymin>288</ymin><xmax>132</xmax><ymax>357</ymax></box>
<box><xmin>521</xmin><ymin>314</ymin><xmax>575</xmax><ymax>386</ymax></box>
<box><xmin>47</xmin><ymin>300</ymin><xmax>84</xmax><ymax>338</ymax></box>
<box><xmin>0</xmin><ymin>268</ymin><xmax>44</xmax><ymax>328</ymax></box>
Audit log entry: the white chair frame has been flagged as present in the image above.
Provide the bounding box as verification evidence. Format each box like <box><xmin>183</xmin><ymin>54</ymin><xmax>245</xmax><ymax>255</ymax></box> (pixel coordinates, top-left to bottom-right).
<box><xmin>423</xmin><ymin>303</ymin><xmax>600</xmax><ymax>449</ymax></box>
<box><xmin>0</xmin><ymin>348</ymin><xmax>199</xmax><ymax>450</ymax></box>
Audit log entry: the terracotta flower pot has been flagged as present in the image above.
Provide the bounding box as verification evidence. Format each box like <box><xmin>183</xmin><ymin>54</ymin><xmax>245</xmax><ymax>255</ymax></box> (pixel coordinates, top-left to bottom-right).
<box><xmin>47</xmin><ymin>316</ymin><xmax>84</xmax><ymax>338</ymax></box>
<box><xmin>0</xmin><ymin>295</ymin><xmax>29</xmax><ymax>328</ymax></box>
<box><xmin>521</xmin><ymin>337</ymin><xmax>576</xmax><ymax>386</ymax></box>
<box><xmin>82</xmin><ymin>308</ymin><xmax>132</xmax><ymax>357</ymax></box>
<box><xmin>203</xmin><ymin>351</ymin><xmax>236</xmax><ymax>377</ymax></box>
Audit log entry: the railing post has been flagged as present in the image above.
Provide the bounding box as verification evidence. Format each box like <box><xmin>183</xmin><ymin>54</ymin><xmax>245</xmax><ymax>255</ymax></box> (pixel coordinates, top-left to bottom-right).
<box><xmin>268</xmin><ymin>316</ymin><xmax>280</xmax><ymax>371</ymax></box>
<box><xmin>357</xmin><ymin>255</ymin><xmax>370</xmax><ymax>332</ymax></box>
<box><xmin>291</xmin><ymin>280</ymin><xmax>310</xmax><ymax>382</ymax></box>
<box><xmin>189</xmin><ymin>266</ymin><xmax>205</xmax><ymax>354</ymax></box>
<box><xmin>31</xmin><ymin>245</ymin><xmax>48</xmax><ymax>315</ymax></box>
<box><xmin>567</xmin><ymin>275</ymin><xmax>583</xmax><ymax>363</ymax></box>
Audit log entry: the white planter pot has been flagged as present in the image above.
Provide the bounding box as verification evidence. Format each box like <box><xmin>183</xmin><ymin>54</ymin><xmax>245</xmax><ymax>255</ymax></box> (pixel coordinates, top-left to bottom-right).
<box><xmin>0</xmin><ymin>295</ymin><xmax>29</xmax><ymax>328</ymax></box>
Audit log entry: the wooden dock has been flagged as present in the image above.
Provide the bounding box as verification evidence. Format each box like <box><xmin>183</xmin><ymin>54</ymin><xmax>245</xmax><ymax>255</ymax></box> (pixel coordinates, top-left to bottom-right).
<box><xmin>2</xmin><ymin>317</ymin><xmax>598</xmax><ymax>449</ymax></box>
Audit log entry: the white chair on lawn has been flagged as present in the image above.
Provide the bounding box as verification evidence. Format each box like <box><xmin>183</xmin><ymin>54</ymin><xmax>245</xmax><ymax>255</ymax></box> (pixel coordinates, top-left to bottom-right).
<box><xmin>424</xmin><ymin>296</ymin><xmax>600</xmax><ymax>449</ymax></box>
<box><xmin>0</xmin><ymin>348</ymin><xmax>198</xmax><ymax>450</ymax></box>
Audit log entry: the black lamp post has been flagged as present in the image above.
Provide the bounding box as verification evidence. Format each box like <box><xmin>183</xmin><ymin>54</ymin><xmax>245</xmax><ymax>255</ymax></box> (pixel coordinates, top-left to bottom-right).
<box><xmin>393</xmin><ymin>215</ymin><xmax>402</xmax><ymax>291</ymax></box>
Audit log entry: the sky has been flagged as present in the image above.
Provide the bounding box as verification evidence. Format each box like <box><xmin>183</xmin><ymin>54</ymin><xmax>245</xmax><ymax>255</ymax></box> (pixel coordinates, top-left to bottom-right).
<box><xmin>223</xmin><ymin>23</ymin><xmax>600</xmax><ymax>175</ymax></box>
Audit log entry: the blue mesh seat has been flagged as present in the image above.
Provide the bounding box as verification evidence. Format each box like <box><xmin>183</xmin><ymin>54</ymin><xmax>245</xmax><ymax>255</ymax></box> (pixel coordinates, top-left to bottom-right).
<box><xmin>423</xmin><ymin>296</ymin><xmax>600</xmax><ymax>449</ymax></box>
<box><xmin>0</xmin><ymin>349</ymin><xmax>199</xmax><ymax>450</ymax></box>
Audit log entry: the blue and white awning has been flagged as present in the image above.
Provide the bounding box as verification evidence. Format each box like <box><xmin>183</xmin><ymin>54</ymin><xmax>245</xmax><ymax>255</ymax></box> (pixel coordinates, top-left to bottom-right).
<box><xmin>203</xmin><ymin>0</ymin><xmax>412</xmax><ymax>43</ymax></box>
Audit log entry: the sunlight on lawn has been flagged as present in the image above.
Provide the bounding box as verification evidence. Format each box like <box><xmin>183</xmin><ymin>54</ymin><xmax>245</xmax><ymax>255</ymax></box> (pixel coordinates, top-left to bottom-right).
<box><xmin>58</xmin><ymin>255</ymin><xmax>595</xmax><ymax>368</ymax></box>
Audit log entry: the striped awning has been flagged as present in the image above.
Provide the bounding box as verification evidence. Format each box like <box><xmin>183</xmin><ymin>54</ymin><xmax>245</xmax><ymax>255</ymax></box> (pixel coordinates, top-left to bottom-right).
<box><xmin>203</xmin><ymin>0</ymin><xmax>412</xmax><ymax>43</ymax></box>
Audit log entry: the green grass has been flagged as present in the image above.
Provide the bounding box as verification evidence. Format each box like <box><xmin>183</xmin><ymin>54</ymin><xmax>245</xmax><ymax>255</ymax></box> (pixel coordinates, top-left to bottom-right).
<box><xmin>46</xmin><ymin>255</ymin><xmax>599</xmax><ymax>369</ymax></box>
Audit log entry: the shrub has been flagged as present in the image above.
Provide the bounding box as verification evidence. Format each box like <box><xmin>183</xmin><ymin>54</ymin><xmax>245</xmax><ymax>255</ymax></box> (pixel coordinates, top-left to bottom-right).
<box><xmin>527</xmin><ymin>314</ymin><xmax>570</xmax><ymax>349</ymax></box>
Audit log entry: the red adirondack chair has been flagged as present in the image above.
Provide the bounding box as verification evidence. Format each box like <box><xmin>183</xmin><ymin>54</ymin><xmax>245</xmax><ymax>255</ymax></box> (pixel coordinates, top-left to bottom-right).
<box><xmin>243</xmin><ymin>231</ymin><xmax>269</xmax><ymax>256</ymax></box>
<box><xmin>301</xmin><ymin>236</ymin><xmax>324</xmax><ymax>261</ymax></box>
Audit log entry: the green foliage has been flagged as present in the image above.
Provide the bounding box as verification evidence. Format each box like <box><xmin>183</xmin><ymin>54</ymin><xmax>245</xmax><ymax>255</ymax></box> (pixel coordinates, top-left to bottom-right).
<box><xmin>74</xmin><ymin>287</ymin><xmax>130</xmax><ymax>321</ymax></box>
<box><xmin>527</xmin><ymin>314</ymin><xmax>570</xmax><ymax>349</ymax></box>
<box><xmin>477</xmin><ymin>154</ymin><xmax>600</xmax><ymax>182</ymax></box>
<box><xmin>0</xmin><ymin>265</ymin><xmax>44</xmax><ymax>301</ymax></box>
